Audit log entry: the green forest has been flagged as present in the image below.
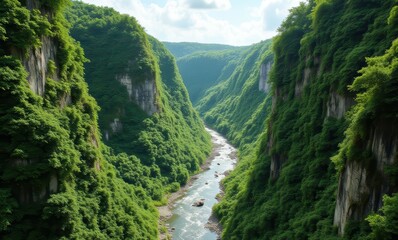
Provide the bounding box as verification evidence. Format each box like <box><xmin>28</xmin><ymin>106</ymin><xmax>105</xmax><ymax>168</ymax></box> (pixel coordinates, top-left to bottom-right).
<box><xmin>1</xmin><ymin>0</ymin><xmax>398</xmax><ymax>239</ymax></box>
<box><xmin>0</xmin><ymin>0</ymin><xmax>210</xmax><ymax>239</ymax></box>
<box><xmin>65</xmin><ymin>2</ymin><xmax>211</xmax><ymax>199</ymax></box>
<box><xmin>174</xmin><ymin>0</ymin><xmax>398</xmax><ymax>239</ymax></box>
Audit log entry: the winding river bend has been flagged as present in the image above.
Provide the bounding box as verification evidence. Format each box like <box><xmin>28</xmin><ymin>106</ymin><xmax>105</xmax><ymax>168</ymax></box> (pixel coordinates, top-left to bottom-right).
<box><xmin>167</xmin><ymin>128</ymin><xmax>237</xmax><ymax>240</ymax></box>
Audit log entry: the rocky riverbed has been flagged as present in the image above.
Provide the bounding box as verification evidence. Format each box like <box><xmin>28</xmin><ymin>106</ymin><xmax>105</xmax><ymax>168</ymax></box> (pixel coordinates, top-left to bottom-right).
<box><xmin>158</xmin><ymin>128</ymin><xmax>237</xmax><ymax>240</ymax></box>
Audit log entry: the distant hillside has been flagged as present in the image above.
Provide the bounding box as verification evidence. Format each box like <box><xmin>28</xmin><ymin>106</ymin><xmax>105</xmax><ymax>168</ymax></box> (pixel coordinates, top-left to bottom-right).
<box><xmin>164</xmin><ymin>42</ymin><xmax>250</xmax><ymax>104</ymax></box>
<box><xmin>196</xmin><ymin>40</ymin><xmax>273</xmax><ymax>148</ymax></box>
<box><xmin>165</xmin><ymin>40</ymin><xmax>272</xmax><ymax>148</ymax></box>
<box><xmin>163</xmin><ymin>41</ymin><xmax>240</xmax><ymax>59</ymax></box>
<box><xmin>176</xmin><ymin>49</ymin><xmax>244</xmax><ymax>103</ymax></box>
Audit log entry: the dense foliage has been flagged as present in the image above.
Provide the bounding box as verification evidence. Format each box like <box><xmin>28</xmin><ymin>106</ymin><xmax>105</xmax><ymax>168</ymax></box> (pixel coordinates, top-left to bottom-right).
<box><xmin>66</xmin><ymin>2</ymin><xmax>211</xmax><ymax>200</ymax></box>
<box><xmin>163</xmin><ymin>41</ymin><xmax>238</xmax><ymax>59</ymax></box>
<box><xmin>337</xmin><ymin>37</ymin><xmax>398</xmax><ymax>240</ymax></box>
<box><xmin>0</xmin><ymin>0</ymin><xmax>158</xmax><ymax>238</ymax></box>
<box><xmin>176</xmin><ymin>49</ymin><xmax>246</xmax><ymax>104</ymax></box>
<box><xmin>208</xmin><ymin>0</ymin><xmax>398</xmax><ymax>239</ymax></box>
<box><xmin>166</xmin><ymin>42</ymin><xmax>276</xmax><ymax>168</ymax></box>
<box><xmin>65</xmin><ymin>2</ymin><xmax>157</xmax><ymax>143</ymax></box>
<box><xmin>195</xmin><ymin>41</ymin><xmax>273</xmax><ymax>149</ymax></box>
<box><xmin>2</xmin><ymin>0</ymin><xmax>397</xmax><ymax>239</ymax></box>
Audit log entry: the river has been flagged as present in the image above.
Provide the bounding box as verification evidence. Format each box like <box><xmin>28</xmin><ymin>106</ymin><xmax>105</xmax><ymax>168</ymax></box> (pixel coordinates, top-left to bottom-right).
<box><xmin>167</xmin><ymin>128</ymin><xmax>237</xmax><ymax>240</ymax></box>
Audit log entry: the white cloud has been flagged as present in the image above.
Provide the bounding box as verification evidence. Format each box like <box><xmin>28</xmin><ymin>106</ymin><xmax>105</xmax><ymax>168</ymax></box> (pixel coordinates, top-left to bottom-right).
<box><xmin>184</xmin><ymin>0</ymin><xmax>231</xmax><ymax>10</ymax></box>
<box><xmin>257</xmin><ymin>0</ymin><xmax>302</xmax><ymax>31</ymax></box>
<box><xmin>151</xmin><ymin>0</ymin><xmax>196</xmax><ymax>29</ymax></box>
<box><xmin>80</xmin><ymin>0</ymin><xmax>302</xmax><ymax>46</ymax></box>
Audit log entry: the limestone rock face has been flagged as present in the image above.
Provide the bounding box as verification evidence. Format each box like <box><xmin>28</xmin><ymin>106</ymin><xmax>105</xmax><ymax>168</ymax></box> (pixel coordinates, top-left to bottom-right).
<box><xmin>267</xmin><ymin>117</ymin><xmax>287</xmax><ymax>180</ymax></box>
<box><xmin>10</xmin><ymin>34</ymin><xmax>61</xmax><ymax>204</ymax></box>
<box><xmin>294</xmin><ymin>67</ymin><xmax>311</xmax><ymax>97</ymax></box>
<box><xmin>259</xmin><ymin>61</ymin><xmax>272</xmax><ymax>93</ymax></box>
<box><xmin>110</xmin><ymin>118</ymin><xmax>122</xmax><ymax>133</ymax></box>
<box><xmin>334</xmin><ymin>160</ymin><xmax>370</xmax><ymax>235</ymax></box>
<box><xmin>326</xmin><ymin>92</ymin><xmax>355</xmax><ymax>119</ymax></box>
<box><xmin>105</xmin><ymin>72</ymin><xmax>158</xmax><ymax>141</ymax></box>
<box><xmin>270</xmin><ymin>154</ymin><xmax>285</xmax><ymax>180</ymax></box>
<box><xmin>117</xmin><ymin>74</ymin><xmax>158</xmax><ymax>116</ymax></box>
<box><xmin>23</xmin><ymin>36</ymin><xmax>58</xmax><ymax>96</ymax></box>
<box><xmin>119</xmin><ymin>74</ymin><xmax>133</xmax><ymax>99</ymax></box>
<box><xmin>334</xmin><ymin>122</ymin><xmax>398</xmax><ymax>235</ymax></box>
<box><xmin>13</xmin><ymin>159</ymin><xmax>58</xmax><ymax>204</ymax></box>
<box><xmin>294</xmin><ymin>56</ymin><xmax>321</xmax><ymax>97</ymax></box>
<box><xmin>133</xmin><ymin>78</ymin><xmax>158</xmax><ymax>116</ymax></box>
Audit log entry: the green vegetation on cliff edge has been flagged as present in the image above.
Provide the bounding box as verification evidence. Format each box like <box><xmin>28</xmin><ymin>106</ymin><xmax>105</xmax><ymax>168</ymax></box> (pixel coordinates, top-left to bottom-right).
<box><xmin>200</xmin><ymin>0</ymin><xmax>398</xmax><ymax>239</ymax></box>
<box><xmin>0</xmin><ymin>0</ymin><xmax>158</xmax><ymax>238</ymax></box>
<box><xmin>0</xmin><ymin>0</ymin><xmax>211</xmax><ymax>239</ymax></box>
<box><xmin>66</xmin><ymin>2</ymin><xmax>211</xmax><ymax>201</ymax></box>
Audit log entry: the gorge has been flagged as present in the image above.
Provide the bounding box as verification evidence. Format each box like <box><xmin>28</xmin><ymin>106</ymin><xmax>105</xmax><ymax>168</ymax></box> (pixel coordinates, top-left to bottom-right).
<box><xmin>166</xmin><ymin>128</ymin><xmax>237</xmax><ymax>240</ymax></box>
<box><xmin>1</xmin><ymin>0</ymin><xmax>398</xmax><ymax>240</ymax></box>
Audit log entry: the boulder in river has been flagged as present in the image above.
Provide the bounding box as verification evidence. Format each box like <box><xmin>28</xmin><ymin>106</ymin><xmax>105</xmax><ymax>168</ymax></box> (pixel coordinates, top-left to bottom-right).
<box><xmin>192</xmin><ymin>199</ymin><xmax>205</xmax><ymax>207</ymax></box>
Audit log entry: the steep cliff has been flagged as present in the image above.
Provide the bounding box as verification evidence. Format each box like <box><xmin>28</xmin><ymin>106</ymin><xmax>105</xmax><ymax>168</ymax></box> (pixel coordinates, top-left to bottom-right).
<box><xmin>0</xmin><ymin>0</ymin><xmax>158</xmax><ymax>238</ymax></box>
<box><xmin>117</xmin><ymin>74</ymin><xmax>158</xmax><ymax>116</ymax></box>
<box><xmin>67</xmin><ymin>2</ymin><xmax>211</xmax><ymax>190</ymax></box>
<box><xmin>259</xmin><ymin>61</ymin><xmax>271</xmax><ymax>92</ymax></box>
<box><xmin>333</xmin><ymin>37</ymin><xmax>398</xmax><ymax>237</ymax></box>
<box><xmin>166</xmin><ymin>41</ymin><xmax>275</xmax><ymax>238</ymax></box>
<box><xmin>196</xmin><ymin>40</ymin><xmax>273</xmax><ymax>147</ymax></box>
<box><xmin>204</xmin><ymin>0</ymin><xmax>398</xmax><ymax>239</ymax></box>
<box><xmin>66</xmin><ymin>2</ymin><xmax>159</xmax><ymax>141</ymax></box>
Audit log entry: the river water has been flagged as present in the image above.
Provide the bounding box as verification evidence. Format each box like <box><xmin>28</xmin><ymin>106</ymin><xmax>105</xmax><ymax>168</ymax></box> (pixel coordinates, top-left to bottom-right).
<box><xmin>167</xmin><ymin>128</ymin><xmax>237</xmax><ymax>240</ymax></box>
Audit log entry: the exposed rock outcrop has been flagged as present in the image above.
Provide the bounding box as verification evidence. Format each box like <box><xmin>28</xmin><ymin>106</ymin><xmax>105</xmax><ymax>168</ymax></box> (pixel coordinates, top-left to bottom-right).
<box><xmin>294</xmin><ymin>67</ymin><xmax>311</xmax><ymax>97</ymax></box>
<box><xmin>334</xmin><ymin>121</ymin><xmax>398</xmax><ymax>235</ymax></box>
<box><xmin>192</xmin><ymin>199</ymin><xmax>205</xmax><ymax>207</ymax></box>
<box><xmin>117</xmin><ymin>74</ymin><xmax>158</xmax><ymax>115</ymax></box>
<box><xmin>259</xmin><ymin>61</ymin><xmax>272</xmax><ymax>93</ymax></box>
<box><xmin>294</xmin><ymin>56</ymin><xmax>321</xmax><ymax>97</ymax></box>
<box><xmin>270</xmin><ymin>154</ymin><xmax>286</xmax><ymax>180</ymax></box>
<box><xmin>22</xmin><ymin>36</ymin><xmax>58</xmax><ymax>96</ymax></box>
<box><xmin>110</xmin><ymin>118</ymin><xmax>122</xmax><ymax>133</ymax></box>
<box><xmin>326</xmin><ymin>92</ymin><xmax>355</xmax><ymax>119</ymax></box>
<box><xmin>13</xmin><ymin>159</ymin><xmax>58</xmax><ymax>204</ymax></box>
<box><xmin>119</xmin><ymin>74</ymin><xmax>133</xmax><ymax>99</ymax></box>
<box><xmin>267</xmin><ymin>122</ymin><xmax>286</xmax><ymax>180</ymax></box>
<box><xmin>8</xmin><ymin>4</ymin><xmax>61</xmax><ymax>204</ymax></box>
<box><xmin>133</xmin><ymin>78</ymin><xmax>158</xmax><ymax>115</ymax></box>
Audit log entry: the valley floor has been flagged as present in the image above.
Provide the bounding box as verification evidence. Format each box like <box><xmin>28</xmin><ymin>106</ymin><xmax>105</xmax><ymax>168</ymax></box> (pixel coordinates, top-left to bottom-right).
<box><xmin>159</xmin><ymin>128</ymin><xmax>237</xmax><ymax>240</ymax></box>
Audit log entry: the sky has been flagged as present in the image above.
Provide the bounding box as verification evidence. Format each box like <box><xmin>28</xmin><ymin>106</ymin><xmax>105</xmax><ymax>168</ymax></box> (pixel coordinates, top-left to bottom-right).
<box><xmin>80</xmin><ymin>0</ymin><xmax>303</xmax><ymax>46</ymax></box>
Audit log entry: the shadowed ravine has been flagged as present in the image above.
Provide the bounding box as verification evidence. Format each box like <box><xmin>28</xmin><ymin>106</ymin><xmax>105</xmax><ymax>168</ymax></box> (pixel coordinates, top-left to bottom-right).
<box><xmin>167</xmin><ymin>128</ymin><xmax>237</xmax><ymax>240</ymax></box>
